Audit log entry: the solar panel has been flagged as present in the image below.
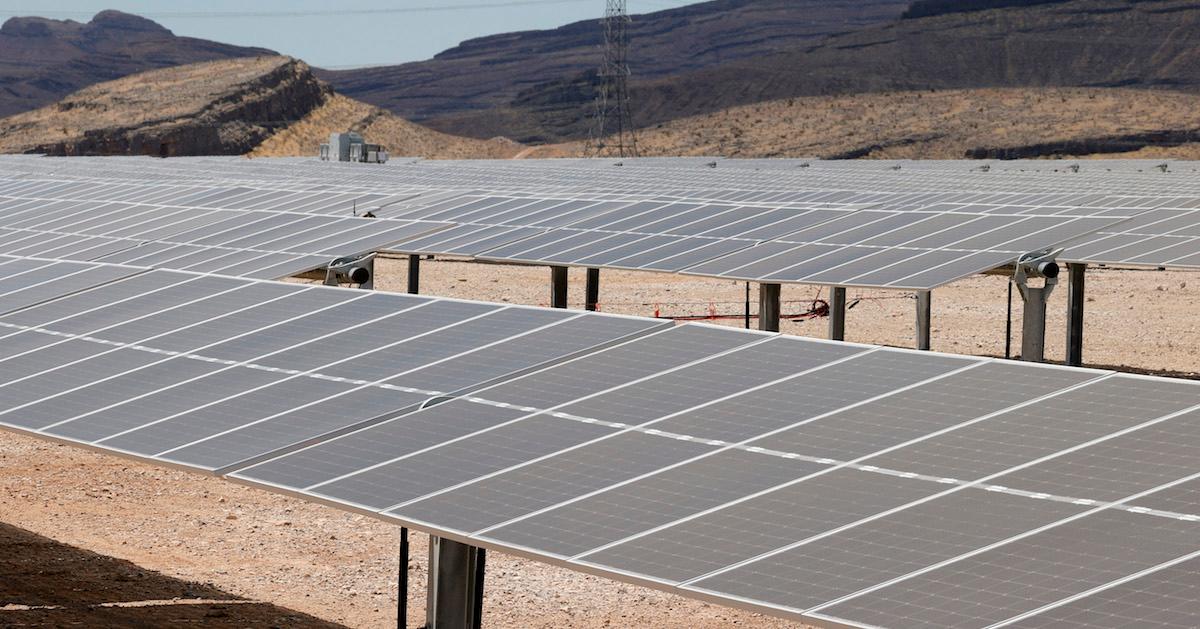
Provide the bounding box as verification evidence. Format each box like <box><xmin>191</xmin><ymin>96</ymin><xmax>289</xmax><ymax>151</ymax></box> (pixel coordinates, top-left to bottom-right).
<box><xmin>221</xmin><ymin>329</ymin><xmax>1199</xmax><ymax>629</ymax></box>
<box><xmin>681</xmin><ymin>212</ymin><xmax>1124</xmax><ymax>290</ymax></box>
<box><xmin>0</xmin><ymin>258</ymin><xmax>145</xmax><ymax>316</ymax></box>
<box><xmin>0</xmin><ymin>267</ymin><xmax>666</xmax><ymax>473</ymax></box>
<box><xmin>0</xmin><ymin>216</ymin><xmax>448</xmax><ymax>279</ymax></box>
<box><xmin>1063</xmin><ymin>208</ymin><xmax>1200</xmax><ymax>268</ymax></box>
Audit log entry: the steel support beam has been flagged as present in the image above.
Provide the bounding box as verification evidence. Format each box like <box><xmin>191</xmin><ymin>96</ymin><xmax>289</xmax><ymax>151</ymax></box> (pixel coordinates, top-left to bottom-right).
<box><xmin>407</xmin><ymin>254</ymin><xmax>420</xmax><ymax>295</ymax></box>
<box><xmin>828</xmin><ymin>286</ymin><xmax>847</xmax><ymax>342</ymax></box>
<box><xmin>744</xmin><ymin>282</ymin><xmax>751</xmax><ymax>329</ymax></box>
<box><xmin>426</xmin><ymin>536</ymin><xmax>485</xmax><ymax>629</ymax></box>
<box><xmin>758</xmin><ymin>283</ymin><xmax>780</xmax><ymax>332</ymax></box>
<box><xmin>585</xmin><ymin>268</ymin><xmax>600</xmax><ymax>312</ymax></box>
<box><xmin>550</xmin><ymin>266</ymin><xmax>569</xmax><ymax>309</ymax></box>
<box><xmin>1066</xmin><ymin>263</ymin><xmax>1087</xmax><ymax>367</ymax></box>
<box><xmin>399</xmin><ymin>527</ymin><xmax>409</xmax><ymax>629</ymax></box>
<box><xmin>915</xmin><ymin>290</ymin><xmax>931</xmax><ymax>351</ymax></box>
<box><xmin>1020</xmin><ymin>285</ymin><xmax>1050</xmax><ymax>362</ymax></box>
<box><xmin>1012</xmin><ymin>249</ymin><xmax>1061</xmax><ymax>363</ymax></box>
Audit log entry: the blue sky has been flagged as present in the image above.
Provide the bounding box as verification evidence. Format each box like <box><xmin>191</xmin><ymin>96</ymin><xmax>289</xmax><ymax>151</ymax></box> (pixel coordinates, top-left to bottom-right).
<box><xmin>0</xmin><ymin>0</ymin><xmax>700</xmax><ymax>68</ymax></box>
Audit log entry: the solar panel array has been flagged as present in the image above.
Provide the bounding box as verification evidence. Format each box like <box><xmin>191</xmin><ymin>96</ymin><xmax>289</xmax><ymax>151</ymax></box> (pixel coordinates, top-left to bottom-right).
<box><xmin>0</xmin><ymin>176</ymin><xmax>449</xmax><ymax>279</ymax></box>
<box><xmin>4</xmin><ymin>155</ymin><xmax>1182</xmax><ymax>289</ymax></box>
<box><xmin>1</xmin><ymin>251</ymin><xmax>1198</xmax><ymax>628</ymax></box>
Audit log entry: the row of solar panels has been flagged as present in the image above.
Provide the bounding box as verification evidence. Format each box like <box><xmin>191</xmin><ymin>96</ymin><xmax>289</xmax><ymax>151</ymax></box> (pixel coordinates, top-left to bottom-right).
<box><xmin>13</xmin><ymin>169</ymin><xmax>1199</xmax><ymax>212</ymax></box>
<box><xmin>1</xmin><ymin>254</ymin><xmax>1197</xmax><ymax>629</ymax></box>
<box><xmin>7</xmin><ymin>164</ymin><xmax>1200</xmax><ymax>219</ymax></box>
<box><xmin>8</xmin><ymin>158</ymin><xmax>1200</xmax><ymax>278</ymax></box>
<box><xmin>0</xmin><ymin>193</ymin><xmax>446</xmax><ymax>279</ymax></box>
<box><xmin>382</xmin><ymin>195</ymin><xmax>1128</xmax><ymax>289</ymax></box>
<box><xmin>0</xmin><ymin>174</ymin><xmax>1137</xmax><ymax>290</ymax></box>
<box><xmin>6</xmin><ymin>155</ymin><xmax>1197</xmax><ymax>198</ymax></box>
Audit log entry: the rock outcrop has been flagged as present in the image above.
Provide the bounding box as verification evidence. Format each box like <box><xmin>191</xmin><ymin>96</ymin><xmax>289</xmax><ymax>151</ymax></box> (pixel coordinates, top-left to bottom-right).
<box><xmin>0</xmin><ymin>56</ymin><xmax>329</xmax><ymax>156</ymax></box>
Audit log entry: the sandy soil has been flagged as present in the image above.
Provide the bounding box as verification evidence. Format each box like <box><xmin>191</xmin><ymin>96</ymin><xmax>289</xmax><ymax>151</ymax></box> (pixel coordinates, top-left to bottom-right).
<box><xmin>0</xmin><ymin>520</ymin><xmax>340</xmax><ymax>627</ymax></box>
<box><xmin>2</xmin><ymin>258</ymin><xmax>1197</xmax><ymax>629</ymax></box>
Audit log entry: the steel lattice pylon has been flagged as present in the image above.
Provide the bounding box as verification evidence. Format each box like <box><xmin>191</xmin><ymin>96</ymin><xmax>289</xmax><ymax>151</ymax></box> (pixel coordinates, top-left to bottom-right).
<box><xmin>588</xmin><ymin>0</ymin><xmax>638</xmax><ymax>157</ymax></box>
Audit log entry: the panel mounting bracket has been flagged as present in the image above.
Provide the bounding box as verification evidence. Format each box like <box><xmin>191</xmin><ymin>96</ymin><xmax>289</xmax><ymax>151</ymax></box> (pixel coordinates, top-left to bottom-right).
<box><xmin>1011</xmin><ymin>248</ymin><xmax>1062</xmax><ymax>362</ymax></box>
<box><xmin>324</xmin><ymin>253</ymin><xmax>376</xmax><ymax>290</ymax></box>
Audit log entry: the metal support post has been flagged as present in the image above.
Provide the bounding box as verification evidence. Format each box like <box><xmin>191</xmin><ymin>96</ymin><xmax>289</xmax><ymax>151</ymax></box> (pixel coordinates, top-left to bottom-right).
<box><xmin>916</xmin><ymin>290</ymin><xmax>931</xmax><ymax>351</ymax></box>
<box><xmin>1065</xmin><ymin>263</ymin><xmax>1087</xmax><ymax>367</ymax></box>
<box><xmin>398</xmin><ymin>527</ymin><xmax>409</xmax><ymax>628</ymax></box>
<box><xmin>426</xmin><ymin>536</ymin><xmax>486</xmax><ymax>629</ymax></box>
<box><xmin>1020</xmin><ymin>285</ymin><xmax>1050</xmax><ymax>362</ymax></box>
<box><xmin>1005</xmin><ymin>281</ymin><xmax>1014</xmax><ymax>360</ymax></box>
<box><xmin>758</xmin><ymin>283</ymin><xmax>780</xmax><ymax>332</ymax></box>
<box><xmin>585</xmin><ymin>268</ymin><xmax>600</xmax><ymax>311</ymax></box>
<box><xmin>1011</xmin><ymin>248</ymin><xmax>1062</xmax><ymax>363</ymax></box>
<box><xmin>407</xmin><ymin>254</ymin><xmax>421</xmax><ymax>295</ymax></box>
<box><xmin>744</xmin><ymin>282</ymin><xmax>751</xmax><ymax>329</ymax></box>
<box><xmin>829</xmin><ymin>286</ymin><xmax>847</xmax><ymax>342</ymax></box>
<box><xmin>551</xmin><ymin>266</ymin><xmax>569</xmax><ymax>309</ymax></box>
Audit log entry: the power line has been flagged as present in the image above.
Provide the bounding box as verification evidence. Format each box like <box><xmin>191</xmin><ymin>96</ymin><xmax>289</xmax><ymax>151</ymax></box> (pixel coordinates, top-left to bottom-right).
<box><xmin>0</xmin><ymin>0</ymin><xmax>589</xmax><ymax>20</ymax></box>
<box><xmin>588</xmin><ymin>0</ymin><xmax>638</xmax><ymax>158</ymax></box>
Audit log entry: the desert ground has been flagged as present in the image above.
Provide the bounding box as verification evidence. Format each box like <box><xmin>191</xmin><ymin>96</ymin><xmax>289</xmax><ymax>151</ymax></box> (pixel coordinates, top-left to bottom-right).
<box><xmin>3</xmin><ymin>257</ymin><xmax>1197</xmax><ymax>628</ymax></box>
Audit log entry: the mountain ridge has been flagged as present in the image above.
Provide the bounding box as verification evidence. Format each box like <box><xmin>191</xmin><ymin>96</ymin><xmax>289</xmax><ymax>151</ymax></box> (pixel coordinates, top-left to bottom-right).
<box><xmin>316</xmin><ymin>0</ymin><xmax>911</xmax><ymax>131</ymax></box>
<box><xmin>423</xmin><ymin>0</ymin><xmax>1200</xmax><ymax>142</ymax></box>
<box><xmin>0</xmin><ymin>56</ymin><xmax>523</xmax><ymax>160</ymax></box>
<box><xmin>0</xmin><ymin>10</ymin><xmax>275</xmax><ymax>118</ymax></box>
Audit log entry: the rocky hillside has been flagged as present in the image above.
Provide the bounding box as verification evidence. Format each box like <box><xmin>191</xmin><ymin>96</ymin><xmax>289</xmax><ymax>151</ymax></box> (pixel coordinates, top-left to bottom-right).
<box><xmin>249</xmin><ymin>95</ymin><xmax>524</xmax><ymax>160</ymax></box>
<box><xmin>319</xmin><ymin>0</ymin><xmax>910</xmax><ymax>140</ymax></box>
<box><xmin>0</xmin><ymin>10</ymin><xmax>275</xmax><ymax>118</ymax></box>
<box><xmin>395</xmin><ymin>0</ymin><xmax>1200</xmax><ymax>143</ymax></box>
<box><xmin>528</xmin><ymin>87</ymin><xmax>1200</xmax><ymax>160</ymax></box>
<box><xmin>0</xmin><ymin>56</ymin><xmax>525</xmax><ymax>159</ymax></box>
<box><xmin>0</xmin><ymin>57</ymin><xmax>329</xmax><ymax>156</ymax></box>
<box><xmin>605</xmin><ymin>0</ymin><xmax>1200</xmax><ymax>138</ymax></box>
<box><xmin>901</xmin><ymin>0</ymin><xmax>1069</xmax><ymax>18</ymax></box>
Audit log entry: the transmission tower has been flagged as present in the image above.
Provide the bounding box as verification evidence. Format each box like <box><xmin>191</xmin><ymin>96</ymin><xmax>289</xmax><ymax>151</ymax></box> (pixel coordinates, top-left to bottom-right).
<box><xmin>588</xmin><ymin>0</ymin><xmax>638</xmax><ymax>157</ymax></box>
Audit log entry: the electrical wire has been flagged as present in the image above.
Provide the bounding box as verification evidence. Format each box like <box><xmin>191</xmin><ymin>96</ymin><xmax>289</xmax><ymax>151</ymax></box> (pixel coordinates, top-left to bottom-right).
<box><xmin>0</xmin><ymin>0</ymin><xmax>590</xmax><ymax>20</ymax></box>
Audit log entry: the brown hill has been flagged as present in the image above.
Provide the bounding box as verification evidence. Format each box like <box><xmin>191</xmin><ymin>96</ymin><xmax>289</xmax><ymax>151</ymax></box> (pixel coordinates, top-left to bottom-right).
<box><xmin>319</xmin><ymin>0</ymin><xmax>910</xmax><ymax>141</ymax></box>
<box><xmin>0</xmin><ymin>56</ymin><xmax>329</xmax><ymax>156</ymax></box>
<box><xmin>0</xmin><ymin>10</ymin><xmax>275</xmax><ymax>118</ymax></box>
<box><xmin>632</xmin><ymin>0</ymin><xmax>1200</xmax><ymax>122</ymax></box>
<box><xmin>0</xmin><ymin>56</ymin><xmax>523</xmax><ymax>159</ymax></box>
<box><xmin>422</xmin><ymin>0</ymin><xmax>1200</xmax><ymax>143</ymax></box>
<box><xmin>527</xmin><ymin>87</ymin><xmax>1200</xmax><ymax>160</ymax></box>
<box><xmin>248</xmin><ymin>95</ymin><xmax>523</xmax><ymax>160</ymax></box>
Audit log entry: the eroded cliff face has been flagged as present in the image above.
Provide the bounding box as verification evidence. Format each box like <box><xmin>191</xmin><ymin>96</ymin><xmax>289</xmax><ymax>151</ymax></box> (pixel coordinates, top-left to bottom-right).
<box><xmin>0</xmin><ymin>56</ymin><xmax>331</xmax><ymax>156</ymax></box>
